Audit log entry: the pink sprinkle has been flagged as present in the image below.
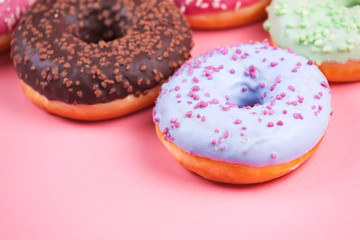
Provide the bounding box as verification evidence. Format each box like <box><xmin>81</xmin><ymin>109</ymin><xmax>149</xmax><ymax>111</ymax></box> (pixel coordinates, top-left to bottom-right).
<box><xmin>211</xmin><ymin>140</ymin><xmax>216</xmax><ymax>145</ymax></box>
<box><xmin>242</xmin><ymin>87</ymin><xmax>247</xmax><ymax>92</ymax></box>
<box><xmin>187</xmin><ymin>101</ymin><xmax>192</xmax><ymax>105</ymax></box>
<box><xmin>249</xmin><ymin>65</ymin><xmax>257</xmax><ymax>71</ymax></box>
<box><xmin>258</xmin><ymin>118</ymin><xmax>262</xmax><ymax>122</ymax></box>
<box><xmin>283</xmin><ymin>110</ymin><xmax>288</xmax><ymax>114</ymax></box>
<box><xmin>281</xmin><ymin>92</ymin><xmax>286</xmax><ymax>97</ymax></box>
<box><xmin>193</xmin><ymin>77</ymin><xmax>199</xmax><ymax>83</ymax></box>
<box><xmin>297</xmin><ymin>62</ymin><xmax>302</xmax><ymax>66</ymax></box>
<box><xmin>170</xmin><ymin>118</ymin><xmax>177</xmax><ymax>123</ymax></box>
<box><xmin>268</xmin><ymin>122</ymin><xmax>274</xmax><ymax>127</ymax></box>
<box><xmin>218</xmin><ymin>137</ymin><xmax>223</xmax><ymax>143</ymax></box>
<box><xmin>311</xmin><ymin>105</ymin><xmax>316</xmax><ymax>110</ymax></box>
<box><xmin>251</xmin><ymin>72</ymin><xmax>256</xmax><ymax>78</ymax></box>
<box><xmin>277</xmin><ymin>120</ymin><xmax>283</xmax><ymax>126</ymax></box>
<box><xmin>201</xmin><ymin>116</ymin><xmax>206</xmax><ymax>121</ymax></box>
<box><xmin>259</xmin><ymin>82</ymin><xmax>265</xmax><ymax>88</ymax></box>
<box><xmin>215</xmin><ymin>129</ymin><xmax>220</xmax><ymax>133</ymax></box>
<box><xmin>271</xmin><ymin>153</ymin><xmax>277</xmax><ymax>159</ymax></box>
<box><xmin>232</xmin><ymin>55</ymin><xmax>238</xmax><ymax>60</ymax></box>
<box><xmin>240</xmin><ymin>133</ymin><xmax>244</xmax><ymax>136</ymax></box>
<box><xmin>175</xmin><ymin>86</ymin><xmax>180</xmax><ymax>91</ymax></box>
<box><xmin>292</xmin><ymin>68</ymin><xmax>298</xmax><ymax>72</ymax></box>
<box><xmin>241</xmin><ymin>126</ymin><xmax>247</xmax><ymax>130</ymax></box>
<box><xmin>262</xmin><ymin>58</ymin><xmax>267</xmax><ymax>62</ymax></box>
<box><xmin>225</xmin><ymin>95</ymin><xmax>230</xmax><ymax>100</ymax></box>
<box><xmin>263</xmin><ymin>110</ymin><xmax>268</xmax><ymax>115</ymax></box>
<box><xmin>307</xmin><ymin>60</ymin><xmax>313</xmax><ymax>65</ymax></box>
<box><xmin>194</xmin><ymin>95</ymin><xmax>199</xmax><ymax>100</ymax></box>
<box><xmin>320</xmin><ymin>81</ymin><xmax>329</xmax><ymax>88</ymax></box>
<box><xmin>234</xmin><ymin>119</ymin><xmax>242</xmax><ymax>124</ymax></box>
<box><xmin>280</xmin><ymin>57</ymin><xmax>284</xmax><ymax>61</ymax></box>
<box><xmin>299</xmin><ymin>113</ymin><xmax>304</xmax><ymax>120</ymax></box>
<box><xmin>268</xmin><ymin>109</ymin><xmax>275</xmax><ymax>115</ymax></box>
<box><xmin>196</xmin><ymin>114</ymin><xmax>201</xmax><ymax>118</ymax></box>
<box><xmin>205</xmin><ymin>92</ymin><xmax>210</xmax><ymax>97</ymax></box>
<box><xmin>185</xmin><ymin>111</ymin><xmax>192</xmax><ymax>117</ymax></box>
<box><xmin>270</xmin><ymin>84</ymin><xmax>277</xmax><ymax>91</ymax></box>
<box><xmin>224</xmin><ymin>131</ymin><xmax>229</xmax><ymax>138</ymax></box>
<box><xmin>298</xmin><ymin>95</ymin><xmax>304</xmax><ymax>103</ymax></box>
<box><xmin>287</xmin><ymin>48</ymin><xmax>294</xmax><ymax>53</ymax></box>
<box><xmin>182</xmin><ymin>79</ymin><xmax>187</xmax><ymax>83</ymax></box>
<box><xmin>212</xmin><ymin>99</ymin><xmax>219</xmax><ymax>104</ymax></box>
<box><xmin>176</xmin><ymin>94</ymin><xmax>182</xmax><ymax>98</ymax></box>
<box><xmin>192</xmin><ymin>85</ymin><xmax>200</xmax><ymax>91</ymax></box>
<box><xmin>200</xmin><ymin>101</ymin><xmax>208</xmax><ymax>108</ymax></box>
<box><xmin>241</xmin><ymin>53</ymin><xmax>249</xmax><ymax>59</ymax></box>
<box><xmin>288</xmin><ymin>85</ymin><xmax>295</xmax><ymax>91</ymax></box>
<box><xmin>177</xmin><ymin>100</ymin><xmax>181</xmax><ymax>103</ymax></box>
<box><xmin>203</xmin><ymin>70</ymin><xmax>211</xmax><ymax>77</ymax></box>
<box><xmin>276</xmin><ymin>95</ymin><xmax>282</xmax><ymax>100</ymax></box>
<box><xmin>221</xmin><ymin>145</ymin><xmax>226</xmax><ymax>151</ymax></box>
<box><xmin>294</xmin><ymin>113</ymin><xmax>300</xmax><ymax>119</ymax></box>
<box><xmin>236</xmin><ymin>49</ymin><xmax>242</xmax><ymax>54</ymax></box>
<box><xmin>270</xmin><ymin>62</ymin><xmax>278</xmax><ymax>67</ymax></box>
<box><xmin>230</xmin><ymin>69</ymin><xmax>235</xmax><ymax>74</ymax></box>
<box><xmin>244</xmin><ymin>70</ymin><xmax>250</xmax><ymax>76</ymax></box>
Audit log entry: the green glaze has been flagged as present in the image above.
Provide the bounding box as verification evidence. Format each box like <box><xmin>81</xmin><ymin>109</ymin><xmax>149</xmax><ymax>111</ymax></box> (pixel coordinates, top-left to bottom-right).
<box><xmin>264</xmin><ymin>0</ymin><xmax>360</xmax><ymax>64</ymax></box>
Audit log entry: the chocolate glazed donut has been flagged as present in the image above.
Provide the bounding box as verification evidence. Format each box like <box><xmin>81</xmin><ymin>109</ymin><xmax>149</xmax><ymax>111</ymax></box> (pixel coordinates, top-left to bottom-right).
<box><xmin>11</xmin><ymin>0</ymin><xmax>193</xmax><ymax>120</ymax></box>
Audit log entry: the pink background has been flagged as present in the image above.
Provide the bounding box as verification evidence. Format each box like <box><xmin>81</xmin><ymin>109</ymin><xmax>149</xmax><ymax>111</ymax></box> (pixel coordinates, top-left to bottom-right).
<box><xmin>1</xmin><ymin>22</ymin><xmax>360</xmax><ymax>239</ymax></box>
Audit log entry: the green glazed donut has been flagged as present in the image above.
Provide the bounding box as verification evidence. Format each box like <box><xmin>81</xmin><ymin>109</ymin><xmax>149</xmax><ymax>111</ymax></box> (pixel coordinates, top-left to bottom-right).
<box><xmin>264</xmin><ymin>0</ymin><xmax>360</xmax><ymax>82</ymax></box>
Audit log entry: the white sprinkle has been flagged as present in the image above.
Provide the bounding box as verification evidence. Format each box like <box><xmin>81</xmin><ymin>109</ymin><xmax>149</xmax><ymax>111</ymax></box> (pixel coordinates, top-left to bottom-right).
<box><xmin>195</xmin><ymin>0</ymin><xmax>203</xmax><ymax>7</ymax></box>
<box><xmin>235</xmin><ymin>1</ymin><xmax>242</xmax><ymax>10</ymax></box>
<box><xmin>200</xmin><ymin>3</ymin><xmax>209</xmax><ymax>9</ymax></box>
<box><xmin>220</xmin><ymin>3</ymin><xmax>227</xmax><ymax>10</ymax></box>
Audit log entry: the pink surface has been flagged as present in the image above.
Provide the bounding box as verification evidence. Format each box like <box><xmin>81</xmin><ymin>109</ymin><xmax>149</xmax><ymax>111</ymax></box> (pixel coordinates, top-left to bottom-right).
<box><xmin>0</xmin><ymin>22</ymin><xmax>360</xmax><ymax>239</ymax></box>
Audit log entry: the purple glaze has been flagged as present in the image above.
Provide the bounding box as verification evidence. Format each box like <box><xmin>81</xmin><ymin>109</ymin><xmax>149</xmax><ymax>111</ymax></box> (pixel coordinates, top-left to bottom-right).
<box><xmin>153</xmin><ymin>41</ymin><xmax>332</xmax><ymax>167</ymax></box>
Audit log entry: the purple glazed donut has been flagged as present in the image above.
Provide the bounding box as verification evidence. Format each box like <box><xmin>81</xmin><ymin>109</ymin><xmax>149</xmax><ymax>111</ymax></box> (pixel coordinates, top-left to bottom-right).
<box><xmin>153</xmin><ymin>41</ymin><xmax>332</xmax><ymax>184</ymax></box>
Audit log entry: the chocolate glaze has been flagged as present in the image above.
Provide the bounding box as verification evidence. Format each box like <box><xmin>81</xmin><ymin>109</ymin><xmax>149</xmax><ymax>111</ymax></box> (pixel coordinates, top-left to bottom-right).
<box><xmin>11</xmin><ymin>0</ymin><xmax>193</xmax><ymax>104</ymax></box>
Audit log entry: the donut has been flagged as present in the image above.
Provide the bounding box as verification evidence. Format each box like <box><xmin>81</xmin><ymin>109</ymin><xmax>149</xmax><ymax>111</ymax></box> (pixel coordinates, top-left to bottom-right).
<box><xmin>10</xmin><ymin>0</ymin><xmax>193</xmax><ymax>121</ymax></box>
<box><xmin>0</xmin><ymin>0</ymin><xmax>34</xmax><ymax>52</ymax></box>
<box><xmin>153</xmin><ymin>41</ymin><xmax>332</xmax><ymax>184</ymax></box>
<box><xmin>264</xmin><ymin>0</ymin><xmax>360</xmax><ymax>82</ymax></box>
<box><xmin>173</xmin><ymin>0</ymin><xmax>271</xmax><ymax>29</ymax></box>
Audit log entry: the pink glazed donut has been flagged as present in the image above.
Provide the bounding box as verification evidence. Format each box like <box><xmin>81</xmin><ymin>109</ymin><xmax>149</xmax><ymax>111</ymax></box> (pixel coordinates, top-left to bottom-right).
<box><xmin>0</xmin><ymin>0</ymin><xmax>34</xmax><ymax>52</ymax></box>
<box><xmin>173</xmin><ymin>0</ymin><xmax>271</xmax><ymax>29</ymax></box>
<box><xmin>153</xmin><ymin>41</ymin><xmax>332</xmax><ymax>184</ymax></box>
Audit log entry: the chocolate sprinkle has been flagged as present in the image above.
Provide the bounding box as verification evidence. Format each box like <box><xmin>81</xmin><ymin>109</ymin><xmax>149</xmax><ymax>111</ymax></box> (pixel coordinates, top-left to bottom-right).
<box><xmin>11</xmin><ymin>0</ymin><xmax>193</xmax><ymax>104</ymax></box>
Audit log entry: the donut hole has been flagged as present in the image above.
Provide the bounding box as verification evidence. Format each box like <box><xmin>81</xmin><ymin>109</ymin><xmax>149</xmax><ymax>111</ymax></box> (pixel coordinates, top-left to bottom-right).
<box><xmin>226</xmin><ymin>85</ymin><xmax>264</xmax><ymax>108</ymax></box>
<box><xmin>77</xmin><ymin>10</ymin><xmax>126</xmax><ymax>44</ymax></box>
